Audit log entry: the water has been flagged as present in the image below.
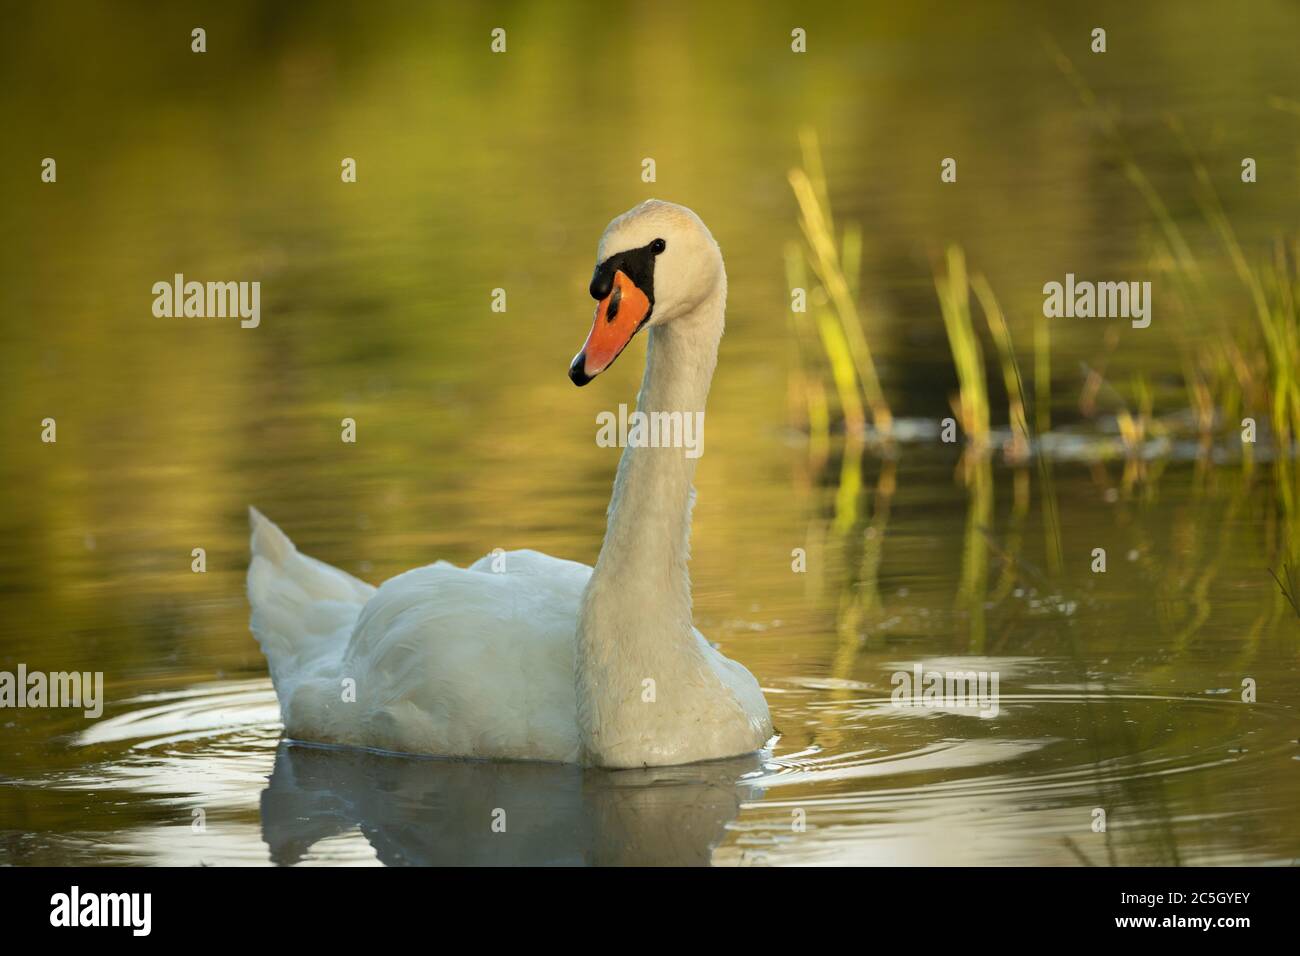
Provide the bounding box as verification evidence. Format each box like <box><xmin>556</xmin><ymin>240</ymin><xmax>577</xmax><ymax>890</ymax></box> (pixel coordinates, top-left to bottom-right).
<box><xmin>2</xmin><ymin>1</ymin><xmax>1298</xmax><ymax>865</ymax></box>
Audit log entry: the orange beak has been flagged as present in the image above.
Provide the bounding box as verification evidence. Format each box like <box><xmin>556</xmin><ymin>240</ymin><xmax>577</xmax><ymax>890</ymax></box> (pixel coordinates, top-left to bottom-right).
<box><xmin>569</xmin><ymin>269</ymin><xmax>652</xmax><ymax>386</ymax></box>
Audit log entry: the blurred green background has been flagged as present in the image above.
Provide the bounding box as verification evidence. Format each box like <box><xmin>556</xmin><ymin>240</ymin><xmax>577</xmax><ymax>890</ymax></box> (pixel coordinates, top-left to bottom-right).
<box><xmin>0</xmin><ymin>1</ymin><xmax>1297</xmax><ymax>865</ymax></box>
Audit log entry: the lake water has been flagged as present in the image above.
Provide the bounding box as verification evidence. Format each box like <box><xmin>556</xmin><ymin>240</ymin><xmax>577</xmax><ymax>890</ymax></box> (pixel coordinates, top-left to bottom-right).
<box><xmin>1</xmin><ymin>1</ymin><xmax>1297</xmax><ymax>865</ymax></box>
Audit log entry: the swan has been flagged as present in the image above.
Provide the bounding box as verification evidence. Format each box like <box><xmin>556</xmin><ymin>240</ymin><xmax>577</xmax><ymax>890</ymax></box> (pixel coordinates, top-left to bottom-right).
<box><xmin>248</xmin><ymin>199</ymin><xmax>773</xmax><ymax>768</ymax></box>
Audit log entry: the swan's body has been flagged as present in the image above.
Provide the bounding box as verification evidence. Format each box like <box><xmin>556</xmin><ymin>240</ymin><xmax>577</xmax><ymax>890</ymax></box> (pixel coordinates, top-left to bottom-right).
<box><xmin>248</xmin><ymin>200</ymin><xmax>773</xmax><ymax>768</ymax></box>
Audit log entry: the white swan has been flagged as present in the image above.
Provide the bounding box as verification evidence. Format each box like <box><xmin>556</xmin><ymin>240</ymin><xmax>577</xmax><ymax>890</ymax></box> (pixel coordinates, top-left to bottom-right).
<box><xmin>248</xmin><ymin>199</ymin><xmax>772</xmax><ymax>768</ymax></box>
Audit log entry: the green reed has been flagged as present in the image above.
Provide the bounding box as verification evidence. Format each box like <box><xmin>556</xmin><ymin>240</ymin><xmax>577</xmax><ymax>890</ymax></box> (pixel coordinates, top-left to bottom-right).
<box><xmin>934</xmin><ymin>246</ymin><xmax>990</xmax><ymax>449</ymax></box>
<box><xmin>787</xmin><ymin>129</ymin><xmax>891</xmax><ymax>437</ymax></box>
<box><xmin>1052</xmin><ymin>43</ymin><xmax>1300</xmax><ymax>462</ymax></box>
<box><xmin>971</xmin><ymin>273</ymin><xmax>1031</xmax><ymax>462</ymax></box>
<box><xmin>1270</xmin><ymin>562</ymin><xmax>1300</xmax><ymax>619</ymax></box>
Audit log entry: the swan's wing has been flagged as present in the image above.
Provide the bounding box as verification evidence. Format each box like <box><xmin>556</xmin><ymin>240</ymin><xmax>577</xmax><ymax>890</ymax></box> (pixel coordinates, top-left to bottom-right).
<box><xmin>328</xmin><ymin>550</ymin><xmax>591</xmax><ymax>760</ymax></box>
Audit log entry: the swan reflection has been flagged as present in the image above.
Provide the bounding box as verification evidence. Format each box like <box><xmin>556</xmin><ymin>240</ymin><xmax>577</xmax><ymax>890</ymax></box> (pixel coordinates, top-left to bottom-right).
<box><xmin>260</xmin><ymin>741</ymin><xmax>765</xmax><ymax>866</ymax></box>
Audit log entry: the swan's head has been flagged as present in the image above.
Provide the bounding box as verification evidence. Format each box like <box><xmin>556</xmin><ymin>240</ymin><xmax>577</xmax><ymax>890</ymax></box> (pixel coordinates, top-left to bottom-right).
<box><xmin>569</xmin><ymin>199</ymin><xmax>723</xmax><ymax>386</ymax></box>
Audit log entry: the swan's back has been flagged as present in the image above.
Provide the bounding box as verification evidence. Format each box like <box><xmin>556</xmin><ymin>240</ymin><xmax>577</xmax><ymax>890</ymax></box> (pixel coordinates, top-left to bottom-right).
<box><xmin>248</xmin><ymin>508</ymin><xmax>590</xmax><ymax>763</ymax></box>
<box><xmin>337</xmin><ymin>551</ymin><xmax>589</xmax><ymax>760</ymax></box>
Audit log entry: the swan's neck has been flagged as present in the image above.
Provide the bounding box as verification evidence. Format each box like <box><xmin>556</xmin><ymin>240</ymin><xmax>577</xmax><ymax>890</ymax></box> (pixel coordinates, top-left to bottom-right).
<box><xmin>580</xmin><ymin>285</ymin><xmax>725</xmax><ymax>658</ymax></box>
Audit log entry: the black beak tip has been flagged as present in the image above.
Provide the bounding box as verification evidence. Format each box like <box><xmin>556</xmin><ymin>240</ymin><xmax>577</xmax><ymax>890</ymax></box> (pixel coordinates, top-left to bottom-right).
<box><xmin>568</xmin><ymin>354</ymin><xmax>593</xmax><ymax>387</ymax></box>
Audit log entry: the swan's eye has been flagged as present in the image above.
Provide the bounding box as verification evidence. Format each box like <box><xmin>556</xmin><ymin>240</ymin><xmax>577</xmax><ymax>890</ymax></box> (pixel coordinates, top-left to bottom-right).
<box><xmin>650</xmin><ymin>238</ymin><xmax>666</xmax><ymax>255</ymax></box>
